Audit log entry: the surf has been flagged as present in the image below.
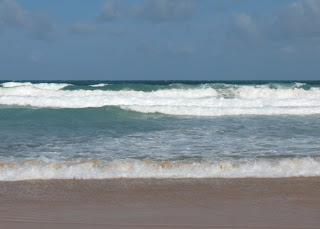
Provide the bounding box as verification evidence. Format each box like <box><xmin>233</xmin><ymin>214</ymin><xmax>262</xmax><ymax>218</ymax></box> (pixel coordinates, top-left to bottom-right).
<box><xmin>0</xmin><ymin>157</ymin><xmax>319</xmax><ymax>181</ymax></box>
<box><xmin>1</xmin><ymin>81</ymin><xmax>320</xmax><ymax>116</ymax></box>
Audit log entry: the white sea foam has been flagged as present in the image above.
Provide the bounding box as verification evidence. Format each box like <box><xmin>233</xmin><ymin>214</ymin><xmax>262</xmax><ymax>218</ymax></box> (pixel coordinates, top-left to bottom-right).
<box><xmin>1</xmin><ymin>82</ymin><xmax>320</xmax><ymax>116</ymax></box>
<box><xmin>0</xmin><ymin>158</ymin><xmax>319</xmax><ymax>181</ymax></box>
<box><xmin>1</xmin><ymin>82</ymin><xmax>71</xmax><ymax>90</ymax></box>
<box><xmin>89</xmin><ymin>83</ymin><xmax>109</xmax><ymax>87</ymax></box>
<box><xmin>294</xmin><ymin>82</ymin><xmax>307</xmax><ymax>87</ymax></box>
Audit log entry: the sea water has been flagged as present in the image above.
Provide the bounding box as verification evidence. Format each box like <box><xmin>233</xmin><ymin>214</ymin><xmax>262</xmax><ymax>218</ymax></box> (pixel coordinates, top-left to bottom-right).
<box><xmin>0</xmin><ymin>80</ymin><xmax>320</xmax><ymax>180</ymax></box>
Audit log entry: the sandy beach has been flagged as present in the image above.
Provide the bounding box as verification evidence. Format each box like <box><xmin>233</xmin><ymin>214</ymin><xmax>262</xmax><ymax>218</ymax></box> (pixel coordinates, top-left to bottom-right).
<box><xmin>0</xmin><ymin>178</ymin><xmax>319</xmax><ymax>229</ymax></box>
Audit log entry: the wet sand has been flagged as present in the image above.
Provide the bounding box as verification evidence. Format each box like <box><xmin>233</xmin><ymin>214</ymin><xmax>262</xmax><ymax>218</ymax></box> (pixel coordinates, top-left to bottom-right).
<box><xmin>0</xmin><ymin>178</ymin><xmax>320</xmax><ymax>229</ymax></box>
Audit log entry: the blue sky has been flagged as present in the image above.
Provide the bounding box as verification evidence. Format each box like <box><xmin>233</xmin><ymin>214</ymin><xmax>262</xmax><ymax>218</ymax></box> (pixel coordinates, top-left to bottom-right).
<box><xmin>0</xmin><ymin>0</ymin><xmax>319</xmax><ymax>80</ymax></box>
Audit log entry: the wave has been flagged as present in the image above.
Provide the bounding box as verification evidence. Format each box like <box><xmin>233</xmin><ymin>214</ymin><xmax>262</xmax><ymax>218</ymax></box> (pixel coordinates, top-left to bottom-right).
<box><xmin>1</xmin><ymin>82</ymin><xmax>71</xmax><ymax>90</ymax></box>
<box><xmin>89</xmin><ymin>83</ymin><xmax>109</xmax><ymax>87</ymax></box>
<box><xmin>0</xmin><ymin>157</ymin><xmax>319</xmax><ymax>180</ymax></box>
<box><xmin>1</xmin><ymin>82</ymin><xmax>320</xmax><ymax>116</ymax></box>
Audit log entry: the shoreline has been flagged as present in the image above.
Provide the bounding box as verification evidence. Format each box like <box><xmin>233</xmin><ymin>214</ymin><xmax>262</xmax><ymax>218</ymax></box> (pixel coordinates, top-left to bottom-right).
<box><xmin>1</xmin><ymin>178</ymin><xmax>320</xmax><ymax>228</ymax></box>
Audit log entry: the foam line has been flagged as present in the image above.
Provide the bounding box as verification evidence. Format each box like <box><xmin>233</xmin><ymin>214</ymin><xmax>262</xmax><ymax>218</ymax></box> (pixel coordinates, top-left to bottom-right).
<box><xmin>0</xmin><ymin>158</ymin><xmax>319</xmax><ymax>180</ymax></box>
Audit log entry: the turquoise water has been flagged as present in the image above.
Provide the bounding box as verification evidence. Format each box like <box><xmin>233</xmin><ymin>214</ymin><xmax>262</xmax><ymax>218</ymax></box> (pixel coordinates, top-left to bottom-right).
<box><xmin>0</xmin><ymin>81</ymin><xmax>320</xmax><ymax>180</ymax></box>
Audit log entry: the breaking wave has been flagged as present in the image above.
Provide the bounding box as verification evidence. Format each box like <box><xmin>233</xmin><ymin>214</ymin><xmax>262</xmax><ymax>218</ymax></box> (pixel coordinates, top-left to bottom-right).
<box><xmin>1</xmin><ymin>82</ymin><xmax>320</xmax><ymax>116</ymax></box>
<box><xmin>0</xmin><ymin>157</ymin><xmax>319</xmax><ymax>180</ymax></box>
<box><xmin>89</xmin><ymin>83</ymin><xmax>109</xmax><ymax>87</ymax></box>
<box><xmin>1</xmin><ymin>82</ymin><xmax>71</xmax><ymax>90</ymax></box>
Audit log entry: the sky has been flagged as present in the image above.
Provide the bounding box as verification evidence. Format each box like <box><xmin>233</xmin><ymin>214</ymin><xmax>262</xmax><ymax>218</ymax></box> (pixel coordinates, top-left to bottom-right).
<box><xmin>0</xmin><ymin>0</ymin><xmax>320</xmax><ymax>80</ymax></box>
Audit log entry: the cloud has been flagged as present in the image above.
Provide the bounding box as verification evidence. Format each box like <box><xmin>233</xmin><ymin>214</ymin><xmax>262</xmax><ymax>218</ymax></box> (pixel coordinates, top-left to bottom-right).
<box><xmin>229</xmin><ymin>13</ymin><xmax>258</xmax><ymax>40</ymax></box>
<box><xmin>224</xmin><ymin>0</ymin><xmax>320</xmax><ymax>53</ymax></box>
<box><xmin>134</xmin><ymin>0</ymin><xmax>198</xmax><ymax>21</ymax></box>
<box><xmin>29</xmin><ymin>13</ymin><xmax>58</xmax><ymax>42</ymax></box>
<box><xmin>273</xmin><ymin>0</ymin><xmax>320</xmax><ymax>39</ymax></box>
<box><xmin>0</xmin><ymin>0</ymin><xmax>58</xmax><ymax>42</ymax></box>
<box><xmin>223</xmin><ymin>12</ymin><xmax>260</xmax><ymax>50</ymax></box>
<box><xmin>70</xmin><ymin>21</ymin><xmax>98</xmax><ymax>35</ymax></box>
<box><xmin>0</xmin><ymin>0</ymin><xmax>30</xmax><ymax>28</ymax></box>
<box><xmin>98</xmin><ymin>0</ymin><xmax>123</xmax><ymax>22</ymax></box>
<box><xmin>233</xmin><ymin>13</ymin><xmax>257</xmax><ymax>36</ymax></box>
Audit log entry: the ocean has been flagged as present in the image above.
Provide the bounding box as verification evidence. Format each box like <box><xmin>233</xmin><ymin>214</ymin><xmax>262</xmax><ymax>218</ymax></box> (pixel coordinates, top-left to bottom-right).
<box><xmin>0</xmin><ymin>80</ymin><xmax>320</xmax><ymax>180</ymax></box>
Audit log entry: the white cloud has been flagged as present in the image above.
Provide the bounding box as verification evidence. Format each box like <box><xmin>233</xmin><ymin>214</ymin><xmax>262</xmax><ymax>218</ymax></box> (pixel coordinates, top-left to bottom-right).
<box><xmin>233</xmin><ymin>13</ymin><xmax>257</xmax><ymax>36</ymax></box>
<box><xmin>274</xmin><ymin>0</ymin><xmax>320</xmax><ymax>39</ymax></box>
<box><xmin>98</xmin><ymin>0</ymin><xmax>123</xmax><ymax>22</ymax></box>
<box><xmin>134</xmin><ymin>0</ymin><xmax>197</xmax><ymax>21</ymax></box>
<box><xmin>0</xmin><ymin>0</ymin><xmax>58</xmax><ymax>42</ymax></box>
<box><xmin>0</xmin><ymin>0</ymin><xmax>30</xmax><ymax>28</ymax></box>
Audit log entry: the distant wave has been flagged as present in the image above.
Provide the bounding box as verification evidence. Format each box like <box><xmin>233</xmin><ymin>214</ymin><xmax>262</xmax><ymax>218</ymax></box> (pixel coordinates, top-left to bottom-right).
<box><xmin>1</xmin><ymin>82</ymin><xmax>71</xmax><ymax>90</ymax></box>
<box><xmin>1</xmin><ymin>81</ymin><xmax>320</xmax><ymax>116</ymax></box>
<box><xmin>89</xmin><ymin>83</ymin><xmax>109</xmax><ymax>87</ymax></box>
<box><xmin>0</xmin><ymin>157</ymin><xmax>319</xmax><ymax>180</ymax></box>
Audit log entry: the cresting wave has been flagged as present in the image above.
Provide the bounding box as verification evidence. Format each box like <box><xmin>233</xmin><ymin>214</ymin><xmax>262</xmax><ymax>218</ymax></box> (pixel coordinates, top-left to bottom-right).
<box><xmin>89</xmin><ymin>83</ymin><xmax>109</xmax><ymax>87</ymax></box>
<box><xmin>1</xmin><ymin>82</ymin><xmax>71</xmax><ymax>90</ymax></box>
<box><xmin>0</xmin><ymin>158</ymin><xmax>319</xmax><ymax>180</ymax></box>
<box><xmin>1</xmin><ymin>82</ymin><xmax>320</xmax><ymax>116</ymax></box>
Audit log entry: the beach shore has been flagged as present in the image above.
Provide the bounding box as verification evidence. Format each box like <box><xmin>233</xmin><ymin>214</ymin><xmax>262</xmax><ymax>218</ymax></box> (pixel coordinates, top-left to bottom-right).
<box><xmin>0</xmin><ymin>178</ymin><xmax>319</xmax><ymax>229</ymax></box>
